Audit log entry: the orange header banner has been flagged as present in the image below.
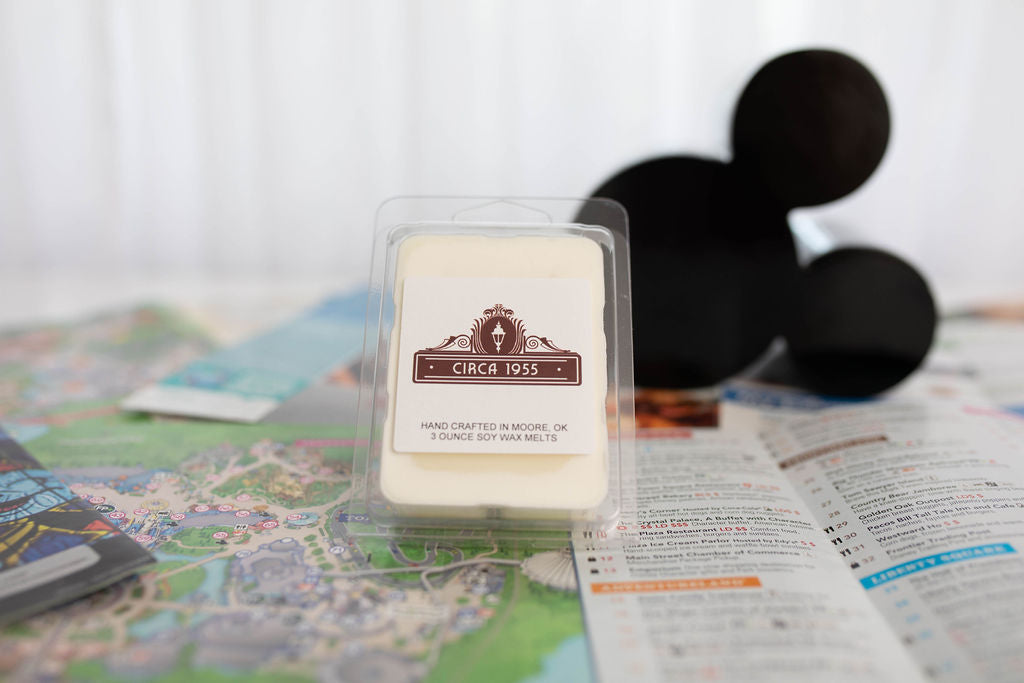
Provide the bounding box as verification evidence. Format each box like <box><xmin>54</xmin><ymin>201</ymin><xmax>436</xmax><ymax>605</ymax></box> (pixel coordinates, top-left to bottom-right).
<box><xmin>590</xmin><ymin>576</ymin><xmax>761</xmax><ymax>594</ymax></box>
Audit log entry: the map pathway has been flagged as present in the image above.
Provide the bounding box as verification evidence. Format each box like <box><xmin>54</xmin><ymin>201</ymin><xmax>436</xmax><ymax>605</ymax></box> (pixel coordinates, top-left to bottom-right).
<box><xmin>0</xmin><ymin>419</ymin><xmax>588</xmax><ymax>683</ymax></box>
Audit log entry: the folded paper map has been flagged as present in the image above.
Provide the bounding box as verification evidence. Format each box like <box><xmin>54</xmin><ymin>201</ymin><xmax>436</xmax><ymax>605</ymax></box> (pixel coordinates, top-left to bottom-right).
<box><xmin>122</xmin><ymin>292</ymin><xmax>366</xmax><ymax>422</ymax></box>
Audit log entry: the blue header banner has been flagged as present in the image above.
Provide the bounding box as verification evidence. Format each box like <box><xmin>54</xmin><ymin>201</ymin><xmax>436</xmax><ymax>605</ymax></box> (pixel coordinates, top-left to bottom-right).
<box><xmin>860</xmin><ymin>543</ymin><xmax>1016</xmax><ymax>589</ymax></box>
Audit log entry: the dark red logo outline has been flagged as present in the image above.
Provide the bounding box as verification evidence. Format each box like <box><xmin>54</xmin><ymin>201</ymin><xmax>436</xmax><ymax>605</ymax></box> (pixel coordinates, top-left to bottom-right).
<box><xmin>412</xmin><ymin>304</ymin><xmax>582</xmax><ymax>386</ymax></box>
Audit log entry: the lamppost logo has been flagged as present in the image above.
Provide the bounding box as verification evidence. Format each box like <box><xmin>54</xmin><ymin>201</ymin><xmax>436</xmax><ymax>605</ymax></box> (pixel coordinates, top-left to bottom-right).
<box><xmin>412</xmin><ymin>304</ymin><xmax>582</xmax><ymax>386</ymax></box>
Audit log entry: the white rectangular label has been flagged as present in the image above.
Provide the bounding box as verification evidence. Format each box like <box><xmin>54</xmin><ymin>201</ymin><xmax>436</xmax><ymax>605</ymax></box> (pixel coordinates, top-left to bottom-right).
<box><xmin>392</xmin><ymin>276</ymin><xmax>597</xmax><ymax>455</ymax></box>
<box><xmin>0</xmin><ymin>544</ymin><xmax>100</xmax><ymax>600</ymax></box>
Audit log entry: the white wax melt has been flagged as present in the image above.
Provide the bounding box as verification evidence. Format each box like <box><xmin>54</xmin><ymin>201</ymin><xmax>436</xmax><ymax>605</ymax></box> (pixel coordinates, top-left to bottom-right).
<box><xmin>380</xmin><ymin>234</ymin><xmax>609</xmax><ymax>519</ymax></box>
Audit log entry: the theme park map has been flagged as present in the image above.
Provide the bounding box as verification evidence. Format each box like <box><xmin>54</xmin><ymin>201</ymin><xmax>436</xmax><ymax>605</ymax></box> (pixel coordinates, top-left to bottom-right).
<box><xmin>0</xmin><ymin>304</ymin><xmax>590</xmax><ymax>683</ymax></box>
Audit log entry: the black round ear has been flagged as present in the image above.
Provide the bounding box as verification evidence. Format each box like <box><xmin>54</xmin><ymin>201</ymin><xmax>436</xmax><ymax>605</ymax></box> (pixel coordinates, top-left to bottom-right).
<box><xmin>732</xmin><ymin>49</ymin><xmax>890</xmax><ymax>208</ymax></box>
<box><xmin>578</xmin><ymin>156</ymin><xmax>799</xmax><ymax>388</ymax></box>
<box><xmin>784</xmin><ymin>247</ymin><xmax>936</xmax><ymax>396</ymax></box>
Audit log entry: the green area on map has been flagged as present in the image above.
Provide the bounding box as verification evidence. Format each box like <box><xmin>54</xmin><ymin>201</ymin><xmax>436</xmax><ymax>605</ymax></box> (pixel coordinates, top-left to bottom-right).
<box><xmin>3</xmin><ymin>416</ymin><xmax>587</xmax><ymax>682</ymax></box>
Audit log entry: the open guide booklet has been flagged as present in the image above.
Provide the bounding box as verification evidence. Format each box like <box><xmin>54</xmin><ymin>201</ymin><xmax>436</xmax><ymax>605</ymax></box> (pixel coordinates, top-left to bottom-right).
<box><xmin>573</xmin><ymin>369</ymin><xmax>1024</xmax><ymax>683</ymax></box>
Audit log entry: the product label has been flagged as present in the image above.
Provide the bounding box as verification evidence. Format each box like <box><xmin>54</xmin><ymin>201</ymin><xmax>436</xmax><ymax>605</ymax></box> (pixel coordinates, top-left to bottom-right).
<box><xmin>393</xmin><ymin>276</ymin><xmax>597</xmax><ymax>455</ymax></box>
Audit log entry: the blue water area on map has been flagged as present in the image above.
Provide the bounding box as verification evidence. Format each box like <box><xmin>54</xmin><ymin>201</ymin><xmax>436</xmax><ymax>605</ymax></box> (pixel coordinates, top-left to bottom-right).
<box><xmin>63</xmin><ymin>468</ymin><xmax>168</xmax><ymax>494</ymax></box>
<box><xmin>0</xmin><ymin>422</ymin><xmax>50</xmax><ymax>444</ymax></box>
<box><xmin>154</xmin><ymin>550</ymin><xmax>212</xmax><ymax>563</ymax></box>
<box><xmin>519</xmin><ymin>634</ymin><xmax>593</xmax><ymax>683</ymax></box>
<box><xmin>128</xmin><ymin>610</ymin><xmax>180</xmax><ymax>641</ymax></box>
<box><xmin>196</xmin><ymin>558</ymin><xmax>230</xmax><ymax>605</ymax></box>
<box><xmin>286</xmin><ymin>512</ymin><xmax>319</xmax><ymax>527</ymax></box>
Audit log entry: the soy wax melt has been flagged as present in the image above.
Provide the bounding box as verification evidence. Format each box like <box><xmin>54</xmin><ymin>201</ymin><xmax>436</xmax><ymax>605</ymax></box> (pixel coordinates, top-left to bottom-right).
<box><xmin>354</xmin><ymin>198</ymin><xmax>633</xmax><ymax>535</ymax></box>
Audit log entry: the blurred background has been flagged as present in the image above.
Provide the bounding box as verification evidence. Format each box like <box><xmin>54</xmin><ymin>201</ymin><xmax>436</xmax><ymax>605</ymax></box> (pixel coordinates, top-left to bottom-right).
<box><xmin>1</xmin><ymin>0</ymin><xmax>1023</xmax><ymax>326</ymax></box>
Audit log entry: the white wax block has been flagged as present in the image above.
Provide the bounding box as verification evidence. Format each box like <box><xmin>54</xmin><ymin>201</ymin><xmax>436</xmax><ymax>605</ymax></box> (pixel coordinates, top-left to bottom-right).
<box><xmin>380</xmin><ymin>233</ymin><xmax>608</xmax><ymax>519</ymax></box>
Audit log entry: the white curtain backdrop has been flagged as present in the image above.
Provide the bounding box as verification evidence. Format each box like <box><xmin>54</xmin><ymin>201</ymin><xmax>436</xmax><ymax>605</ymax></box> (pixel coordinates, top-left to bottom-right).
<box><xmin>1</xmin><ymin>0</ymin><xmax>1022</xmax><ymax>307</ymax></box>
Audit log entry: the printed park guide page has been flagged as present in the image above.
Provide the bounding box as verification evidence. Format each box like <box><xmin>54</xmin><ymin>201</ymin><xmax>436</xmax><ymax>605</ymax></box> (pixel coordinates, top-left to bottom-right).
<box><xmin>575</xmin><ymin>373</ymin><xmax>1024</xmax><ymax>683</ymax></box>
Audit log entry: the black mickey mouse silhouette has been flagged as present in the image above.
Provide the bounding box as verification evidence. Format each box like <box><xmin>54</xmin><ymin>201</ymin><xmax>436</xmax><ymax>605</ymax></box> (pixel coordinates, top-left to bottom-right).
<box><xmin>578</xmin><ymin>49</ymin><xmax>936</xmax><ymax>397</ymax></box>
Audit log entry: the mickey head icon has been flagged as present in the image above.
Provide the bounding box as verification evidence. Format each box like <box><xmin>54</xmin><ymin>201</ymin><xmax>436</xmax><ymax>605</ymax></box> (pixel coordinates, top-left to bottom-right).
<box><xmin>580</xmin><ymin>49</ymin><xmax>936</xmax><ymax>396</ymax></box>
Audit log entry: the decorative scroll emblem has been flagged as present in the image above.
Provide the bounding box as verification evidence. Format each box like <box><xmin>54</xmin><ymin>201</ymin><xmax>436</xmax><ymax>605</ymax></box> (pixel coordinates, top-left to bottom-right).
<box><xmin>413</xmin><ymin>304</ymin><xmax>582</xmax><ymax>385</ymax></box>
